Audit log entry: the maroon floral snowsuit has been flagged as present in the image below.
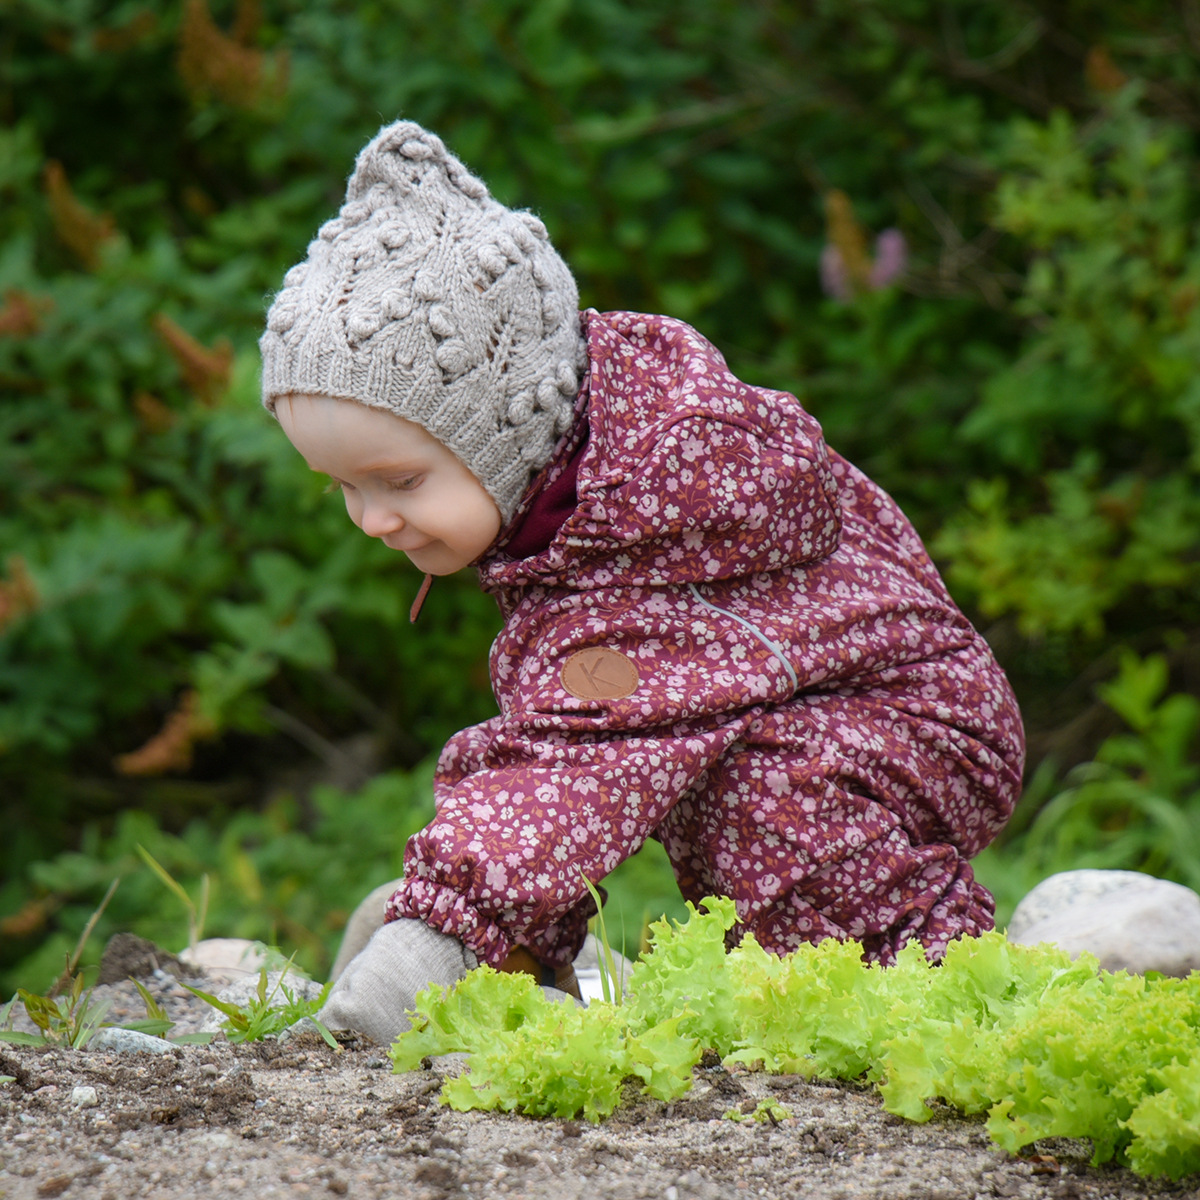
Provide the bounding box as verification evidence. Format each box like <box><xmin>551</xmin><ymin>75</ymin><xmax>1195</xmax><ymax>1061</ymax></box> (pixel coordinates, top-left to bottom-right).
<box><xmin>386</xmin><ymin>311</ymin><xmax>1024</xmax><ymax>968</ymax></box>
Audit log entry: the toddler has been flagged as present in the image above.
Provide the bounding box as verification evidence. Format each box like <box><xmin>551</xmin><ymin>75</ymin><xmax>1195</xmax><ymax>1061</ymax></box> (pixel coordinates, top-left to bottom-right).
<box><xmin>260</xmin><ymin>121</ymin><xmax>1024</xmax><ymax>1042</ymax></box>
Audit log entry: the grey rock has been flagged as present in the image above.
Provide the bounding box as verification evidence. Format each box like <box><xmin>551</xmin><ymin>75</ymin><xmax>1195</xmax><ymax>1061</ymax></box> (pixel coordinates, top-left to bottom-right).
<box><xmin>1008</xmin><ymin>869</ymin><xmax>1151</xmax><ymax>939</ymax></box>
<box><xmin>70</xmin><ymin>1085</ymin><xmax>98</xmax><ymax>1107</ymax></box>
<box><xmin>1008</xmin><ymin>869</ymin><xmax>1200</xmax><ymax>977</ymax></box>
<box><xmin>198</xmin><ymin>971</ymin><xmax>324</xmax><ymax>1035</ymax></box>
<box><xmin>87</xmin><ymin>1027</ymin><xmax>175</xmax><ymax>1055</ymax></box>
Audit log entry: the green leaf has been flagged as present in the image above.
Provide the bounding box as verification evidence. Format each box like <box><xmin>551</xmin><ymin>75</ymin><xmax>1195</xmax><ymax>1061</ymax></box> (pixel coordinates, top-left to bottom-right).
<box><xmin>170</xmin><ymin>1031</ymin><xmax>218</xmax><ymax>1045</ymax></box>
<box><xmin>0</xmin><ymin>1031</ymin><xmax>46</xmax><ymax>1046</ymax></box>
<box><xmin>130</xmin><ymin>978</ymin><xmax>170</xmax><ymax>1025</ymax></box>
<box><xmin>181</xmin><ymin>982</ymin><xmax>250</xmax><ymax>1029</ymax></box>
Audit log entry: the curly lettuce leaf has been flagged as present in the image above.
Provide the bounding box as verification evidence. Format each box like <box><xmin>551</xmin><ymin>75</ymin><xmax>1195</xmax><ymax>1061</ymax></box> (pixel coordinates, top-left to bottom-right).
<box><xmin>625</xmin><ymin>896</ymin><xmax>740</xmax><ymax>1050</ymax></box>
<box><xmin>1125</xmin><ymin>1057</ymin><xmax>1200</xmax><ymax>1180</ymax></box>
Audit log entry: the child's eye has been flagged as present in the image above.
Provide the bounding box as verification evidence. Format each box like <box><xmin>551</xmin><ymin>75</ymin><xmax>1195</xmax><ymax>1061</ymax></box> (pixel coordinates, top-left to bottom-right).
<box><xmin>387</xmin><ymin>475</ymin><xmax>421</xmax><ymax>491</ymax></box>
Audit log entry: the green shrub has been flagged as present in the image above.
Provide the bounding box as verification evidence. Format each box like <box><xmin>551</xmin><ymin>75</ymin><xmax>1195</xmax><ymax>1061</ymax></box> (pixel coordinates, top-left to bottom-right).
<box><xmin>3</xmin><ymin>0</ymin><xmax>1200</xmax><ymax>984</ymax></box>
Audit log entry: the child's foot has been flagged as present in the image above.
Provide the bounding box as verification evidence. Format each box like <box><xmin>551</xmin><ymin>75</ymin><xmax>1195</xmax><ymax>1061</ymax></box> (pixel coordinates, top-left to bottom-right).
<box><xmin>318</xmin><ymin>918</ymin><xmax>581</xmax><ymax>1044</ymax></box>
<box><xmin>318</xmin><ymin>918</ymin><xmax>478</xmax><ymax>1045</ymax></box>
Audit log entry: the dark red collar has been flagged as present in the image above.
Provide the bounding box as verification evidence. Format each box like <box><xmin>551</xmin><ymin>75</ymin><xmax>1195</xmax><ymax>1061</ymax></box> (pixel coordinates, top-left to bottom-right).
<box><xmin>502</xmin><ymin>429</ymin><xmax>589</xmax><ymax>560</ymax></box>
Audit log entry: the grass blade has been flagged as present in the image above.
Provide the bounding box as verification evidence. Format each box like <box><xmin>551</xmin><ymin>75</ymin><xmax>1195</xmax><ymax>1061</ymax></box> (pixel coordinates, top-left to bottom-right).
<box><xmin>48</xmin><ymin>876</ymin><xmax>121</xmax><ymax>999</ymax></box>
<box><xmin>578</xmin><ymin>871</ymin><xmax>620</xmax><ymax>1005</ymax></box>
<box><xmin>120</xmin><ymin>1018</ymin><xmax>175</xmax><ymax>1037</ymax></box>
<box><xmin>196</xmin><ymin>874</ymin><xmax>210</xmax><ymax>948</ymax></box>
<box><xmin>135</xmin><ymin>845</ymin><xmax>198</xmax><ymax>947</ymax></box>
<box><xmin>72</xmin><ymin>997</ymin><xmax>113</xmax><ymax>1049</ymax></box>
<box><xmin>181</xmin><ymin>982</ymin><xmax>249</xmax><ymax>1028</ymax></box>
<box><xmin>130</xmin><ymin>978</ymin><xmax>170</xmax><ymax>1024</ymax></box>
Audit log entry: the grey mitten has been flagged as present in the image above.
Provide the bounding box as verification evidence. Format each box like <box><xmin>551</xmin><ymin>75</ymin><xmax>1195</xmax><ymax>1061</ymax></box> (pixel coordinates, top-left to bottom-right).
<box><xmin>318</xmin><ymin>918</ymin><xmax>478</xmax><ymax>1044</ymax></box>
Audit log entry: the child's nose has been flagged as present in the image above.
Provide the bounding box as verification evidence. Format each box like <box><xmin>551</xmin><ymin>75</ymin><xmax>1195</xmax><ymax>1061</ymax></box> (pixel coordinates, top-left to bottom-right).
<box><xmin>359</xmin><ymin>501</ymin><xmax>404</xmax><ymax>538</ymax></box>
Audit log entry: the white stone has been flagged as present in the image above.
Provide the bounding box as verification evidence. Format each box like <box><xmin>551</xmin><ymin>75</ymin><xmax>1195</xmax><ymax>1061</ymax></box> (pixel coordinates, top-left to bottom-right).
<box><xmin>1007</xmin><ymin>870</ymin><xmax>1200</xmax><ymax>977</ymax></box>
<box><xmin>1008</xmin><ymin>869</ymin><xmax>1151</xmax><ymax>938</ymax></box>
<box><xmin>194</xmin><ymin>1131</ymin><xmax>235</xmax><ymax>1149</ymax></box>
<box><xmin>178</xmin><ymin>938</ymin><xmax>270</xmax><ymax>986</ymax></box>
<box><xmin>87</xmin><ymin>1028</ymin><xmax>174</xmax><ymax>1055</ymax></box>
<box><xmin>70</xmin><ymin>1085</ymin><xmax>98</xmax><ymax>1107</ymax></box>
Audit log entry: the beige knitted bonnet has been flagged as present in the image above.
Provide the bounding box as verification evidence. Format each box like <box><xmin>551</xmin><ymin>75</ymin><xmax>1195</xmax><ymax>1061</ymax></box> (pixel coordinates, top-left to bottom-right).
<box><xmin>259</xmin><ymin>121</ymin><xmax>586</xmax><ymax>523</ymax></box>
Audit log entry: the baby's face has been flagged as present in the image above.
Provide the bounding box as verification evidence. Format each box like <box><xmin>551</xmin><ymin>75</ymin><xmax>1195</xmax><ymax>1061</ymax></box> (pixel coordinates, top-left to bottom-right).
<box><xmin>275</xmin><ymin>394</ymin><xmax>503</xmax><ymax>575</ymax></box>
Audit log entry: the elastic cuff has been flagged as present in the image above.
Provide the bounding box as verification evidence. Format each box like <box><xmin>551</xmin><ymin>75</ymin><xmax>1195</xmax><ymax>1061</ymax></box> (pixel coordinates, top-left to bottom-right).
<box><xmin>384</xmin><ymin>878</ymin><xmax>514</xmax><ymax>967</ymax></box>
<box><xmin>383</xmin><ymin>877</ymin><xmax>597</xmax><ymax>970</ymax></box>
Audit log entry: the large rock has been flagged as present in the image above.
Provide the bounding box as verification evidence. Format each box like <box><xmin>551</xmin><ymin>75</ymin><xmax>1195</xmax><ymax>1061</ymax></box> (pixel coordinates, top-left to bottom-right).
<box><xmin>177</xmin><ymin>938</ymin><xmax>270</xmax><ymax>986</ymax></box>
<box><xmin>1007</xmin><ymin>869</ymin><xmax>1200</xmax><ymax>977</ymax></box>
<box><xmin>198</xmin><ymin>971</ymin><xmax>325</xmax><ymax>1035</ymax></box>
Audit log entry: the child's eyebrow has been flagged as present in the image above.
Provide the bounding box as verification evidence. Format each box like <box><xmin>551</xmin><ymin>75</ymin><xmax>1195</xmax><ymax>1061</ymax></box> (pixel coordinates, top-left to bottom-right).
<box><xmin>353</xmin><ymin>460</ymin><xmax>425</xmax><ymax>475</ymax></box>
<box><xmin>306</xmin><ymin>460</ymin><xmax>422</xmax><ymax>475</ymax></box>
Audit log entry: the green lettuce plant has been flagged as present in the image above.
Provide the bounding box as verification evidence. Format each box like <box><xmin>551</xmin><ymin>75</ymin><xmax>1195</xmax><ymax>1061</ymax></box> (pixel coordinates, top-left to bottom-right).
<box><xmin>391</xmin><ymin>897</ymin><xmax>1200</xmax><ymax>1180</ymax></box>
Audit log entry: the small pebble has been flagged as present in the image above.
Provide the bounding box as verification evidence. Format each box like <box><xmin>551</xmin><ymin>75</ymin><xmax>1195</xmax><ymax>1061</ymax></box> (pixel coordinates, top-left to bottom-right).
<box><xmin>200</xmin><ymin>1063</ymin><xmax>219</xmax><ymax>1077</ymax></box>
<box><xmin>70</xmin><ymin>1086</ymin><xmax>98</xmax><ymax>1108</ymax></box>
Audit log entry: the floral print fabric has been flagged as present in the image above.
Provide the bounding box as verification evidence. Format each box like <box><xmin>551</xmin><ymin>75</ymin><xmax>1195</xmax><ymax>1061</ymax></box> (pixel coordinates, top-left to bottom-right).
<box><xmin>386</xmin><ymin>311</ymin><xmax>1024</xmax><ymax>968</ymax></box>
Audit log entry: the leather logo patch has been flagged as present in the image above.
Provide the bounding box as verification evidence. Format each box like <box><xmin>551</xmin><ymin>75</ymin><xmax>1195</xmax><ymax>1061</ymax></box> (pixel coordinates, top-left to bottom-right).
<box><xmin>561</xmin><ymin>647</ymin><xmax>640</xmax><ymax>701</ymax></box>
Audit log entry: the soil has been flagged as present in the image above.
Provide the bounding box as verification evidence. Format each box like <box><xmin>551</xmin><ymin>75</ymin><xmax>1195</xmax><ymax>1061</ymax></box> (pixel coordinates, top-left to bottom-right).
<box><xmin>0</xmin><ymin>969</ymin><xmax>1195</xmax><ymax>1200</ymax></box>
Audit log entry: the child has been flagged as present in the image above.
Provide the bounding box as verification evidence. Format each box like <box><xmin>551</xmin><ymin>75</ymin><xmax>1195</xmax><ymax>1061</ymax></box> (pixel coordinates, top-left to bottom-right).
<box><xmin>260</xmin><ymin>121</ymin><xmax>1024</xmax><ymax>1042</ymax></box>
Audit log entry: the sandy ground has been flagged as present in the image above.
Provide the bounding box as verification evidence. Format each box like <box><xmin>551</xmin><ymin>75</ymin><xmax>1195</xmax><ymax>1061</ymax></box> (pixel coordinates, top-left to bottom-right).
<box><xmin>1</xmin><ymin>971</ymin><xmax>1196</xmax><ymax>1200</ymax></box>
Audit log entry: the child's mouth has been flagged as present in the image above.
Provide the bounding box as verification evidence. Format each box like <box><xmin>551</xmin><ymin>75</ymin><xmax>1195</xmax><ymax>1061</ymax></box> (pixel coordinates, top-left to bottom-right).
<box><xmin>384</xmin><ymin>535</ymin><xmax>435</xmax><ymax>553</ymax></box>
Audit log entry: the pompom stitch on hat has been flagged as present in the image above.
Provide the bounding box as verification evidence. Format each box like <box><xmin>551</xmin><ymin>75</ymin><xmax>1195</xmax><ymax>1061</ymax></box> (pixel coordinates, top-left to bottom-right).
<box><xmin>259</xmin><ymin>121</ymin><xmax>586</xmax><ymax>522</ymax></box>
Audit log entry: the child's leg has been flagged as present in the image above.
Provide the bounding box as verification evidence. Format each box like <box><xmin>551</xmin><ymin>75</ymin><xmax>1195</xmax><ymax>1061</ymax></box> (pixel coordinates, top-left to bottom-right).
<box><xmin>656</xmin><ymin>679</ymin><xmax>1020</xmax><ymax>964</ymax></box>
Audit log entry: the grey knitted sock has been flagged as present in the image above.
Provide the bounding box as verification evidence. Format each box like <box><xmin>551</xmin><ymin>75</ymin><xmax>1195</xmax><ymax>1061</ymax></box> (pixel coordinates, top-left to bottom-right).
<box><xmin>318</xmin><ymin>918</ymin><xmax>478</xmax><ymax>1045</ymax></box>
<box><xmin>329</xmin><ymin>877</ymin><xmax>405</xmax><ymax>982</ymax></box>
<box><xmin>318</xmin><ymin>918</ymin><xmax>581</xmax><ymax>1045</ymax></box>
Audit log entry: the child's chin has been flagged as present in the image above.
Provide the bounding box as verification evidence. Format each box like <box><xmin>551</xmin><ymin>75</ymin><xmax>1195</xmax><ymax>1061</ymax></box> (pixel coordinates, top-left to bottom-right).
<box><xmin>403</xmin><ymin>547</ymin><xmax>465</xmax><ymax>575</ymax></box>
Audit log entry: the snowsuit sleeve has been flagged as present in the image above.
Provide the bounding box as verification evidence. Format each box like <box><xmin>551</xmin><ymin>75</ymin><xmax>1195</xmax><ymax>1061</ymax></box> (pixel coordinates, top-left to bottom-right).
<box><xmin>388</xmin><ymin>707</ymin><xmax>747</xmax><ymax>969</ymax></box>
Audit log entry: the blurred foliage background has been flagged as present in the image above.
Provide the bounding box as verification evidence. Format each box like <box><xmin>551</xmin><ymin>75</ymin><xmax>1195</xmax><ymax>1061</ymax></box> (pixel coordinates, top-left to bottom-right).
<box><xmin>3</xmin><ymin>0</ymin><xmax>1200</xmax><ymax>992</ymax></box>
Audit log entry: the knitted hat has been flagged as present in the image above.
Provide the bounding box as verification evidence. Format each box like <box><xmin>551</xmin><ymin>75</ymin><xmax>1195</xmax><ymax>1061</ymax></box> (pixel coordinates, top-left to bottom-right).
<box><xmin>260</xmin><ymin>121</ymin><xmax>586</xmax><ymax>523</ymax></box>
